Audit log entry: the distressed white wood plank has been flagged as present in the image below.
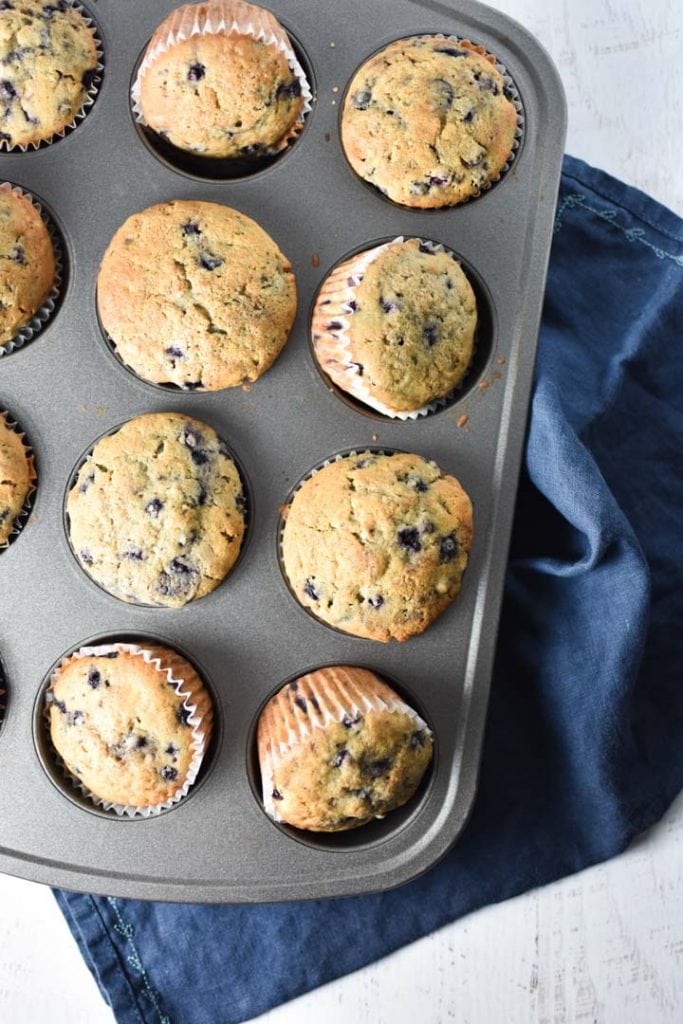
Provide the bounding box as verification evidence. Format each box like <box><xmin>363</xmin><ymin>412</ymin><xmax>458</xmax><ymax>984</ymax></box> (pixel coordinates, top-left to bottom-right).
<box><xmin>497</xmin><ymin>0</ymin><xmax>683</xmax><ymax>213</ymax></box>
<box><xmin>0</xmin><ymin>1</ymin><xmax>681</xmax><ymax>1022</ymax></box>
<box><xmin>3</xmin><ymin>791</ymin><xmax>680</xmax><ymax>1023</ymax></box>
<box><xmin>0</xmin><ymin>875</ymin><xmax>113</xmax><ymax>1024</ymax></box>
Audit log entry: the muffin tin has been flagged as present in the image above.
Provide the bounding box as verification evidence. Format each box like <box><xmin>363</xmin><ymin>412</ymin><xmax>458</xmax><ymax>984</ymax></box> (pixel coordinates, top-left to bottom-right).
<box><xmin>0</xmin><ymin>0</ymin><xmax>566</xmax><ymax>902</ymax></box>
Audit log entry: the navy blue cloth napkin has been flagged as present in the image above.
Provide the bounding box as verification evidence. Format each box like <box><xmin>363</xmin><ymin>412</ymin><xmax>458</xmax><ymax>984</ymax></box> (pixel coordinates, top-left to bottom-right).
<box><xmin>54</xmin><ymin>156</ymin><xmax>683</xmax><ymax>1024</ymax></box>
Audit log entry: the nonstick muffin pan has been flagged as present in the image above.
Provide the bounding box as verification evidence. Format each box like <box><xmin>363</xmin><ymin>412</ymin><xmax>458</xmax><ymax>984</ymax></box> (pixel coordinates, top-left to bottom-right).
<box><xmin>0</xmin><ymin>0</ymin><xmax>566</xmax><ymax>902</ymax></box>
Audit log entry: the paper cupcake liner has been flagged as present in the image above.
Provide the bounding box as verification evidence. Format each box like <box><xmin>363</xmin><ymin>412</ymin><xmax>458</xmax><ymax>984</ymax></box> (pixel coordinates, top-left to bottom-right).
<box><xmin>131</xmin><ymin>0</ymin><xmax>313</xmax><ymax>157</ymax></box>
<box><xmin>311</xmin><ymin>237</ymin><xmax>478</xmax><ymax>420</ymax></box>
<box><xmin>0</xmin><ymin>1</ymin><xmax>104</xmax><ymax>153</ymax></box>
<box><xmin>44</xmin><ymin>642</ymin><xmax>212</xmax><ymax>818</ymax></box>
<box><xmin>0</xmin><ymin>410</ymin><xmax>37</xmax><ymax>552</ymax></box>
<box><xmin>258</xmin><ymin>666</ymin><xmax>432</xmax><ymax>821</ymax></box>
<box><xmin>0</xmin><ymin>183</ymin><xmax>65</xmax><ymax>357</ymax></box>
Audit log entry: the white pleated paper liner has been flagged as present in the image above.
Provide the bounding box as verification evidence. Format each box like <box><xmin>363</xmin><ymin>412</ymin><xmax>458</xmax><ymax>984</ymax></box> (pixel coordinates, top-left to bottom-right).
<box><xmin>257</xmin><ymin>665</ymin><xmax>433</xmax><ymax>823</ymax></box>
<box><xmin>62</xmin><ymin>415</ymin><xmax>253</xmax><ymax>608</ymax></box>
<box><xmin>0</xmin><ymin>182</ymin><xmax>66</xmax><ymax>358</ymax></box>
<box><xmin>43</xmin><ymin>642</ymin><xmax>213</xmax><ymax>818</ymax></box>
<box><xmin>0</xmin><ymin>0</ymin><xmax>104</xmax><ymax>153</ymax></box>
<box><xmin>131</xmin><ymin>0</ymin><xmax>313</xmax><ymax>167</ymax></box>
<box><xmin>341</xmin><ymin>33</ymin><xmax>525</xmax><ymax>208</ymax></box>
<box><xmin>311</xmin><ymin>236</ymin><xmax>485</xmax><ymax>421</ymax></box>
<box><xmin>0</xmin><ymin>411</ymin><xmax>37</xmax><ymax>553</ymax></box>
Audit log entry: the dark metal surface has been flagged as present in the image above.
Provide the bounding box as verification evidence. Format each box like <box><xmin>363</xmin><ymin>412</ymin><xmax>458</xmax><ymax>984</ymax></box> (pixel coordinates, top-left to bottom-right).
<box><xmin>0</xmin><ymin>0</ymin><xmax>566</xmax><ymax>902</ymax></box>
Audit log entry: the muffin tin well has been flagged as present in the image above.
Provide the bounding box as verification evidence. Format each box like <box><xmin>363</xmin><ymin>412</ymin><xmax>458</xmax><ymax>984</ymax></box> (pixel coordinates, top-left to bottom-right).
<box><xmin>62</xmin><ymin>415</ymin><xmax>253</xmax><ymax>607</ymax></box>
<box><xmin>0</xmin><ymin>0</ymin><xmax>566</xmax><ymax>902</ymax></box>
<box><xmin>33</xmin><ymin>631</ymin><xmax>223</xmax><ymax>820</ymax></box>
<box><xmin>308</xmin><ymin>237</ymin><xmax>496</xmax><ymax>421</ymax></box>
<box><xmin>0</xmin><ymin>1</ymin><xmax>105</xmax><ymax>154</ymax></box>
<box><xmin>245</xmin><ymin>663</ymin><xmax>437</xmax><ymax>851</ymax></box>
<box><xmin>129</xmin><ymin>25</ymin><xmax>316</xmax><ymax>182</ymax></box>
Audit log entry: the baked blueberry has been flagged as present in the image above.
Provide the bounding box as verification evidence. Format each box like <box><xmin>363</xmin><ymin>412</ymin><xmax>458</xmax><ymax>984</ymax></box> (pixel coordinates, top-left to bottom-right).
<box><xmin>439</xmin><ymin>534</ymin><xmax>458</xmax><ymax>562</ymax></box>
<box><xmin>398</xmin><ymin>527</ymin><xmax>422</xmax><ymax>553</ymax></box>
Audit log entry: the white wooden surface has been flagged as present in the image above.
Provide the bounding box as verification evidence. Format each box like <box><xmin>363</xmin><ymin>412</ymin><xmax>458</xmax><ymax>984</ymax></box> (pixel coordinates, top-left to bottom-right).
<box><xmin>1</xmin><ymin>1</ymin><xmax>681</xmax><ymax>1022</ymax></box>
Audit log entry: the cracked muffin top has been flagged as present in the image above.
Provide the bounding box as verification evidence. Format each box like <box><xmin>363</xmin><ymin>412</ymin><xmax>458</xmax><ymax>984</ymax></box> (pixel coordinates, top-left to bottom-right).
<box><xmin>281</xmin><ymin>451</ymin><xmax>473</xmax><ymax>642</ymax></box>
<box><xmin>0</xmin><ymin>185</ymin><xmax>56</xmax><ymax>345</ymax></box>
<box><xmin>258</xmin><ymin>665</ymin><xmax>434</xmax><ymax>832</ymax></box>
<box><xmin>312</xmin><ymin>237</ymin><xmax>477</xmax><ymax>416</ymax></box>
<box><xmin>137</xmin><ymin>0</ymin><xmax>306</xmax><ymax>159</ymax></box>
<box><xmin>97</xmin><ymin>200</ymin><xmax>297</xmax><ymax>391</ymax></box>
<box><xmin>48</xmin><ymin>643</ymin><xmax>213</xmax><ymax>810</ymax></box>
<box><xmin>341</xmin><ymin>35</ymin><xmax>518</xmax><ymax>208</ymax></box>
<box><xmin>0</xmin><ymin>412</ymin><xmax>34</xmax><ymax>546</ymax></box>
<box><xmin>66</xmin><ymin>412</ymin><xmax>246</xmax><ymax>607</ymax></box>
<box><xmin>0</xmin><ymin>0</ymin><xmax>99</xmax><ymax>149</ymax></box>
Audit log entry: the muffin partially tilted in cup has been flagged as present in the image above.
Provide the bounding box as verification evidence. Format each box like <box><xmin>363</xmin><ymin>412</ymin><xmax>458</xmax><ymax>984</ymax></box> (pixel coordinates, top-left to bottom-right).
<box><xmin>258</xmin><ymin>666</ymin><xmax>433</xmax><ymax>832</ymax></box>
<box><xmin>312</xmin><ymin>237</ymin><xmax>477</xmax><ymax>418</ymax></box>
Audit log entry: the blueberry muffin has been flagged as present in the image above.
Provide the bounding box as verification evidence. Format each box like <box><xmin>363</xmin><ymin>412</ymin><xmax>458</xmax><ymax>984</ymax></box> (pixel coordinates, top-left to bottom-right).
<box><xmin>281</xmin><ymin>451</ymin><xmax>473</xmax><ymax>642</ymax></box>
<box><xmin>341</xmin><ymin>36</ymin><xmax>518</xmax><ymax>208</ymax></box>
<box><xmin>67</xmin><ymin>413</ymin><xmax>246</xmax><ymax>607</ymax></box>
<box><xmin>0</xmin><ymin>185</ymin><xmax>56</xmax><ymax>345</ymax></box>
<box><xmin>312</xmin><ymin>237</ymin><xmax>477</xmax><ymax>416</ymax></box>
<box><xmin>136</xmin><ymin>0</ymin><xmax>308</xmax><ymax>158</ymax></box>
<box><xmin>97</xmin><ymin>200</ymin><xmax>297</xmax><ymax>391</ymax></box>
<box><xmin>258</xmin><ymin>665</ymin><xmax>433</xmax><ymax>831</ymax></box>
<box><xmin>0</xmin><ymin>411</ymin><xmax>35</xmax><ymax>546</ymax></box>
<box><xmin>0</xmin><ymin>0</ymin><xmax>99</xmax><ymax>148</ymax></box>
<box><xmin>47</xmin><ymin>643</ymin><xmax>213</xmax><ymax>810</ymax></box>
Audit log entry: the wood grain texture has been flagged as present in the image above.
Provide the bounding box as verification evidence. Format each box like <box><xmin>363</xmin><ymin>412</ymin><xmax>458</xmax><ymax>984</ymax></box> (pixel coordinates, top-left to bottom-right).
<box><xmin>0</xmin><ymin>0</ymin><xmax>681</xmax><ymax>1021</ymax></box>
<box><xmin>508</xmin><ymin>0</ymin><xmax>683</xmax><ymax>214</ymax></box>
